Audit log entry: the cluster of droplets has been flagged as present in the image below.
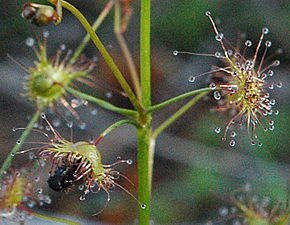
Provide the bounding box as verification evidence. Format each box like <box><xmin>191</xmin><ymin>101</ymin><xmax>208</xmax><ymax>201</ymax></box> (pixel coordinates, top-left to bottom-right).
<box><xmin>0</xmin><ymin>169</ymin><xmax>51</xmax><ymax>223</ymax></box>
<box><xmin>174</xmin><ymin>10</ymin><xmax>283</xmax><ymax>146</ymax></box>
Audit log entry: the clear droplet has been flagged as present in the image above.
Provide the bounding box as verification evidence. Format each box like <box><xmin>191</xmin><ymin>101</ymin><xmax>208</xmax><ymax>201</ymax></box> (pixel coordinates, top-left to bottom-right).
<box><xmin>262</xmin><ymin>27</ymin><xmax>269</xmax><ymax>34</ymax></box>
<box><xmin>41</xmin><ymin>113</ymin><xmax>46</xmax><ymax>119</ymax></box>
<box><xmin>265</xmin><ymin>40</ymin><xmax>272</xmax><ymax>47</ymax></box>
<box><xmin>245</xmin><ymin>40</ymin><xmax>252</xmax><ymax>47</ymax></box>
<box><xmin>215</xmin><ymin>51</ymin><xmax>221</xmax><ymax>58</ymax></box>
<box><xmin>205</xmin><ymin>11</ymin><xmax>211</xmax><ymax>16</ymax></box>
<box><xmin>275</xmin><ymin>82</ymin><xmax>282</xmax><ymax>88</ymax></box>
<box><xmin>215</xmin><ymin>33</ymin><xmax>224</xmax><ymax>42</ymax></box>
<box><xmin>214</xmin><ymin>127</ymin><xmax>221</xmax><ymax>134</ymax></box>
<box><xmin>273</xmin><ymin>60</ymin><xmax>280</xmax><ymax>66</ymax></box>
<box><xmin>274</xmin><ymin>110</ymin><xmax>279</xmax><ymax>115</ymax></box>
<box><xmin>213</xmin><ymin>91</ymin><xmax>221</xmax><ymax>100</ymax></box>
<box><xmin>173</xmin><ymin>50</ymin><xmax>178</xmax><ymax>56</ymax></box>
<box><xmin>229</xmin><ymin>140</ymin><xmax>236</xmax><ymax>147</ymax></box>
<box><xmin>232</xmin><ymin>71</ymin><xmax>238</xmax><ymax>76</ymax></box>
<box><xmin>91</xmin><ymin>109</ymin><xmax>98</xmax><ymax>115</ymax></box>
<box><xmin>258</xmin><ymin>142</ymin><xmax>263</xmax><ymax>147</ymax></box>
<box><xmin>25</xmin><ymin>37</ymin><xmax>35</xmax><ymax>47</ymax></box>
<box><xmin>267</xmin><ymin>70</ymin><xmax>274</xmax><ymax>76</ymax></box>
<box><xmin>11</xmin><ymin>152</ymin><xmax>15</xmax><ymax>156</ymax></box>
<box><xmin>269</xmin><ymin>125</ymin><xmax>274</xmax><ymax>131</ymax></box>
<box><xmin>230</xmin><ymin>131</ymin><xmax>237</xmax><ymax>137</ymax></box>
<box><xmin>60</xmin><ymin>44</ymin><xmax>66</xmax><ymax>51</ymax></box>
<box><xmin>67</xmin><ymin>121</ymin><xmax>73</xmax><ymax>128</ymax></box>
<box><xmin>188</xmin><ymin>76</ymin><xmax>196</xmax><ymax>83</ymax></box>
<box><xmin>16</xmin><ymin>140</ymin><xmax>21</xmax><ymax>144</ymax></box>
<box><xmin>126</xmin><ymin>159</ymin><xmax>133</xmax><ymax>165</ymax></box>
<box><xmin>71</xmin><ymin>99</ymin><xmax>81</xmax><ymax>108</ymax></box>
<box><xmin>209</xmin><ymin>82</ymin><xmax>216</xmax><ymax>90</ymax></box>
<box><xmin>78</xmin><ymin>185</ymin><xmax>84</xmax><ymax>191</ymax></box>
<box><xmin>79</xmin><ymin>195</ymin><xmax>86</xmax><ymax>201</ymax></box>
<box><xmin>219</xmin><ymin>207</ymin><xmax>228</xmax><ymax>216</ymax></box>
<box><xmin>141</xmin><ymin>204</ymin><xmax>146</xmax><ymax>209</ymax></box>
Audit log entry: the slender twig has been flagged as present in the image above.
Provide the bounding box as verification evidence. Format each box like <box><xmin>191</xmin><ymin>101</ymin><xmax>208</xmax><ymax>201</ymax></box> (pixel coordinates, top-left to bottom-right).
<box><xmin>66</xmin><ymin>87</ymin><xmax>137</xmax><ymax>117</ymax></box>
<box><xmin>114</xmin><ymin>2</ymin><xmax>141</xmax><ymax>100</ymax></box>
<box><xmin>152</xmin><ymin>92</ymin><xmax>209</xmax><ymax>140</ymax></box>
<box><xmin>69</xmin><ymin>0</ymin><xmax>114</xmax><ymax>65</ymax></box>
<box><xmin>138</xmin><ymin>0</ymin><xmax>151</xmax><ymax>224</ymax></box>
<box><xmin>148</xmin><ymin>87</ymin><xmax>212</xmax><ymax>113</ymax></box>
<box><xmin>0</xmin><ymin>110</ymin><xmax>41</xmax><ymax>180</ymax></box>
<box><xmin>60</xmin><ymin>0</ymin><xmax>144</xmax><ymax>113</ymax></box>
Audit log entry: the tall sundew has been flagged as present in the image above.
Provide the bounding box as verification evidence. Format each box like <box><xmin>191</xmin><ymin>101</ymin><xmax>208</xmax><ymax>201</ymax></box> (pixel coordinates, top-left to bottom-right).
<box><xmin>22</xmin><ymin>32</ymin><xmax>96</xmax><ymax>116</ymax></box>
<box><xmin>174</xmin><ymin>11</ymin><xmax>282</xmax><ymax>146</ymax></box>
<box><xmin>14</xmin><ymin>114</ymin><xmax>145</xmax><ymax>215</ymax></box>
<box><xmin>0</xmin><ymin>168</ymin><xmax>51</xmax><ymax>224</ymax></box>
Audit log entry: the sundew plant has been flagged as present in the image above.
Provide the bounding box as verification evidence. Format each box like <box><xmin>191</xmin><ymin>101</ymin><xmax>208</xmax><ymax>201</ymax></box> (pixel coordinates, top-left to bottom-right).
<box><xmin>0</xmin><ymin>0</ymin><xmax>289</xmax><ymax>224</ymax></box>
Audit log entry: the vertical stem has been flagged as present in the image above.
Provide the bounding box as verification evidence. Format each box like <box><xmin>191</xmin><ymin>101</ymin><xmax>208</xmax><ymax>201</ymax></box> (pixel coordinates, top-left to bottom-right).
<box><xmin>140</xmin><ymin>0</ymin><xmax>151</xmax><ymax>107</ymax></box>
<box><xmin>137</xmin><ymin>126</ymin><xmax>150</xmax><ymax>224</ymax></box>
<box><xmin>0</xmin><ymin>110</ymin><xmax>41</xmax><ymax>180</ymax></box>
<box><xmin>138</xmin><ymin>0</ymin><xmax>151</xmax><ymax>224</ymax></box>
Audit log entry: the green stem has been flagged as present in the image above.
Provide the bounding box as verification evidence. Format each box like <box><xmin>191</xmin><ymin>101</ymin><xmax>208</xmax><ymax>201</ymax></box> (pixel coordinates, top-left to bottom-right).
<box><xmin>60</xmin><ymin>0</ymin><xmax>143</xmax><ymax>113</ymax></box>
<box><xmin>19</xmin><ymin>204</ymin><xmax>79</xmax><ymax>225</ymax></box>
<box><xmin>137</xmin><ymin>126</ymin><xmax>151</xmax><ymax>224</ymax></box>
<box><xmin>140</xmin><ymin>0</ymin><xmax>151</xmax><ymax>108</ymax></box>
<box><xmin>66</xmin><ymin>87</ymin><xmax>137</xmax><ymax>117</ymax></box>
<box><xmin>138</xmin><ymin>0</ymin><xmax>151</xmax><ymax>224</ymax></box>
<box><xmin>94</xmin><ymin>119</ymin><xmax>139</xmax><ymax>145</ymax></box>
<box><xmin>152</xmin><ymin>92</ymin><xmax>209</xmax><ymax>140</ymax></box>
<box><xmin>148</xmin><ymin>87</ymin><xmax>212</xmax><ymax>113</ymax></box>
<box><xmin>0</xmin><ymin>110</ymin><xmax>41</xmax><ymax>180</ymax></box>
<box><xmin>69</xmin><ymin>0</ymin><xmax>114</xmax><ymax>65</ymax></box>
<box><xmin>114</xmin><ymin>2</ymin><xmax>141</xmax><ymax>100</ymax></box>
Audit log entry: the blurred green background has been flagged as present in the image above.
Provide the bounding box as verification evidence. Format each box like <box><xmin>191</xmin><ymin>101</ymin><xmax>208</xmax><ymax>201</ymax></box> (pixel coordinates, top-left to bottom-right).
<box><xmin>0</xmin><ymin>0</ymin><xmax>289</xmax><ymax>224</ymax></box>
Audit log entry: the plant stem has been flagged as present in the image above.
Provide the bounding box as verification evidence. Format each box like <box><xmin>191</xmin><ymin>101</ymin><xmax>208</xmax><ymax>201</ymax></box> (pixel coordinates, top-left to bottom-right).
<box><xmin>138</xmin><ymin>0</ymin><xmax>151</xmax><ymax>224</ymax></box>
<box><xmin>140</xmin><ymin>0</ymin><xmax>151</xmax><ymax>108</ymax></box>
<box><xmin>60</xmin><ymin>0</ymin><xmax>143</xmax><ymax>113</ymax></box>
<box><xmin>94</xmin><ymin>119</ymin><xmax>139</xmax><ymax>146</ymax></box>
<box><xmin>148</xmin><ymin>87</ymin><xmax>212</xmax><ymax>113</ymax></box>
<box><xmin>137</xmin><ymin>126</ymin><xmax>150</xmax><ymax>224</ymax></box>
<box><xmin>18</xmin><ymin>204</ymin><xmax>80</xmax><ymax>225</ymax></box>
<box><xmin>114</xmin><ymin>2</ymin><xmax>141</xmax><ymax>100</ymax></box>
<box><xmin>66</xmin><ymin>87</ymin><xmax>137</xmax><ymax>117</ymax></box>
<box><xmin>69</xmin><ymin>0</ymin><xmax>114</xmax><ymax>65</ymax></box>
<box><xmin>152</xmin><ymin>92</ymin><xmax>209</xmax><ymax>140</ymax></box>
<box><xmin>0</xmin><ymin>110</ymin><xmax>41</xmax><ymax>180</ymax></box>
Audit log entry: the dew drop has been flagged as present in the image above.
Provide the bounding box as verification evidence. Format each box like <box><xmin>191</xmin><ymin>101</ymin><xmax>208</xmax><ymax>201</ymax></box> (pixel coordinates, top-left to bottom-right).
<box><xmin>269</xmin><ymin>125</ymin><xmax>274</xmax><ymax>131</ymax></box>
<box><xmin>71</xmin><ymin>99</ymin><xmax>81</xmax><ymax>108</ymax></box>
<box><xmin>141</xmin><ymin>204</ymin><xmax>146</xmax><ymax>209</ymax></box>
<box><xmin>79</xmin><ymin>195</ymin><xmax>86</xmax><ymax>201</ymax></box>
<box><xmin>227</xmin><ymin>49</ymin><xmax>233</xmax><ymax>56</ymax></box>
<box><xmin>172</xmin><ymin>50</ymin><xmax>178</xmax><ymax>56</ymax></box>
<box><xmin>78</xmin><ymin>185</ymin><xmax>84</xmax><ymax>191</ymax></box>
<box><xmin>214</xmin><ymin>127</ymin><xmax>221</xmax><ymax>134</ymax></box>
<box><xmin>229</xmin><ymin>140</ymin><xmax>236</xmax><ymax>147</ymax></box>
<box><xmin>215</xmin><ymin>51</ymin><xmax>222</xmax><ymax>58</ymax></box>
<box><xmin>37</xmin><ymin>188</ymin><xmax>43</xmax><ymax>194</ymax></box>
<box><xmin>209</xmin><ymin>82</ymin><xmax>216</xmax><ymax>90</ymax></box>
<box><xmin>232</xmin><ymin>71</ymin><xmax>238</xmax><ymax>76</ymax></box>
<box><xmin>34</xmin><ymin>177</ymin><xmax>40</xmax><ymax>182</ymax></box>
<box><xmin>245</xmin><ymin>40</ymin><xmax>252</xmax><ymax>47</ymax></box>
<box><xmin>11</xmin><ymin>152</ymin><xmax>15</xmax><ymax>156</ymax></box>
<box><xmin>267</xmin><ymin>70</ymin><xmax>274</xmax><ymax>76</ymax></box>
<box><xmin>258</xmin><ymin>142</ymin><xmax>263</xmax><ymax>147</ymax></box>
<box><xmin>265</xmin><ymin>40</ymin><xmax>272</xmax><ymax>47</ymax></box>
<box><xmin>105</xmin><ymin>92</ymin><xmax>113</xmax><ymax>99</ymax></box>
<box><xmin>45</xmin><ymin>197</ymin><xmax>52</xmax><ymax>204</ymax></box>
<box><xmin>43</xmin><ymin>30</ymin><xmax>49</xmax><ymax>38</ymax></box>
<box><xmin>79</xmin><ymin>122</ymin><xmax>87</xmax><ymax>130</ymax></box>
<box><xmin>262</xmin><ymin>27</ymin><xmax>269</xmax><ymax>34</ymax></box>
<box><xmin>52</xmin><ymin>118</ymin><xmax>61</xmax><ymax>128</ymax></box>
<box><xmin>273</xmin><ymin>60</ymin><xmax>280</xmax><ymax>66</ymax></box>
<box><xmin>269</xmin><ymin>99</ymin><xmax>276</xmax><ymax>106</ymax></box>
<box><xmin>15</xmin><ymin>171</ymin><xmax>21</xmax><ymax>176</ymax></box>
<box><xmin>16</xmin><ymin>140</ymin><xmax>21</xmax><ymax>145</ymax></box>
<box><xmin>274</xmin><ymin>110</ymin><xmax>279</xmax><ymax>115</ymax></box>
<box><xmin>268</xmin><ymin>84</ymin><xmax>274</xmax><ymax>89</ymax></box>
<box><xmin>188</xmin><ymin>76</ymin><xmax>196</xmax><ymax>83</ymax></box>
<box><xmin>263</xmin><ymin>127</ymin><xmax>268</xmax><ymax>132</ymax></box>
<box><xmin>219</xmin><ymin>207</ymin><xmax>228</xmax><ymax>216</ymax></box>
<box><xmin>91</xmin><ymin>109</ymin><xmax>98</xmax><ymax>115</ymax></box>
<box><xmin>275</xmin><ymin>82</ymin><xmax>282</xmax><ymax>88</ymax></box>
<box><xmin>12</xmin><ymin>127</ymin><xmax>16</xmax><ymax>132</ymax></box>
<box><xmin>41</xmin><ymin>113</ymin><xmax>46</xmax><ymax>119</ymax></box>
<box><xmin>126</xmin><ymin>159</ymin><xmax>133</xmax><ymax>165</ymax></box>
<box><xmin>230</xmin><ymin>131</ymin><xmax>237</xmax><ymax>137</ymax></box>
<box><xmin>60</xmin><ymin>44</ymin><xmax>66</xmax><ymax>51</ymax></box>
<box><xmin>215</xmin><ymin>33</ymin><xmax>224</xmax><ymax>42</ymax></box>
<box><xmin>67</xmin><ymin>121</ymin><xmax>73</xmax><ymax>128</ymax></box>
<box><xmin>213</xmin><ymin>91</ymin><xmax>221</xmax><ymax>100</ymax></box>
<box><xmin>25</xmin><ymin>37</ymin><xmax>35</xmax><ymax>47</ymax></box>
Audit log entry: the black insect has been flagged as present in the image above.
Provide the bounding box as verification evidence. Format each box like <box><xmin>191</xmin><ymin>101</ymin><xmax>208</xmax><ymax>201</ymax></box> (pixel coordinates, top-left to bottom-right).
<box><xmin>47</xmin><ymin>162</ymin><xmax>83</xmax><ymax>192</ymax></box>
